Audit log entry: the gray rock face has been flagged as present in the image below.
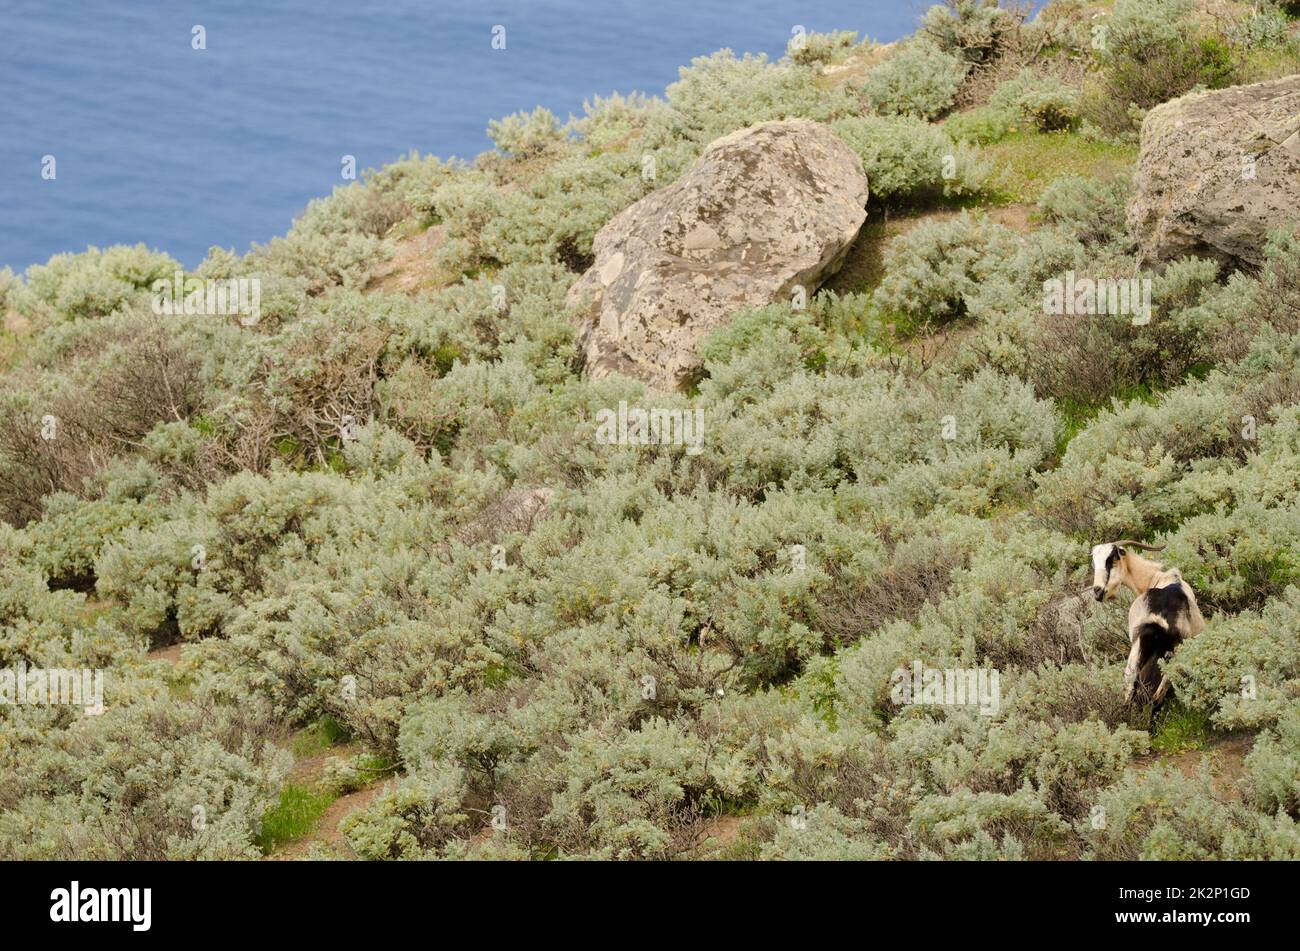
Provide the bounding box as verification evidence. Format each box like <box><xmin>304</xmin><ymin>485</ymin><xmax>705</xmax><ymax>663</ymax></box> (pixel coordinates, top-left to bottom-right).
<box><xmin>1129</xmin><ymin>75</ymin><xmax>1300</xmax><ymax>270</ymax></box>
<box><xmin>567</xmin><ymin>119</ymin><xmax>869</xmax><ymax>390</ymax></box>
<box><xmin>455</xmin><ymin>486</ymin><xmax>554</xmax><ymax>547</ymax></box>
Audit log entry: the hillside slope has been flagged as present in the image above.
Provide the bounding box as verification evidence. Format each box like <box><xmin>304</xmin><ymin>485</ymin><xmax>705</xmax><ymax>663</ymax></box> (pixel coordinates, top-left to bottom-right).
<box><xmin>1</xmin><ymin>0</ymin><xmax>1299</xmax><ymax>860</ymax></box>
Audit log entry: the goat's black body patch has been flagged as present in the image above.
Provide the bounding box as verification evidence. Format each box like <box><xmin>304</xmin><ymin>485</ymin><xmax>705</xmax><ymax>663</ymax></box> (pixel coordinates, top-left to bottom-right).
<box><xmin>1144</xmin><ymin>583</ymin><xmax>1189</xmax><ymax>622</ymax></box>
<box><xmin>1132</xmin><ymin>584</ymin><xmax>1189</xmax><ymax>706</ymax></box>
<box><xmin>1134</xmin><ymin>622</ymin><xmax>1180</xmax><ymax>704</ymax></box>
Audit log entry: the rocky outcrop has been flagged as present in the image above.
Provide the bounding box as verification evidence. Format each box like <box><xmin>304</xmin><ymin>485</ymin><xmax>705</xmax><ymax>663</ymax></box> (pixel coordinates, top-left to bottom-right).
<box><xmin>455</xmin><ymin>486</ymin><xmax>554</xmax><ymax>547</ymax></box>
<box><xmin>567</xmin><ymin>119</ymin><xmax>869</xmax><ymax>390</ymax></box>
<box><xmin>1129</xmin><ymin>75</ymin><xmax>1300</xmax><ymax>270</ymax></box>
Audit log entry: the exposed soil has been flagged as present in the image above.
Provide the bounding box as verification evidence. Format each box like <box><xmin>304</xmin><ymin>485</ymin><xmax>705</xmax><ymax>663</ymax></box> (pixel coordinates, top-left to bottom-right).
<box><xmin>693</xmin><ymin>815</ymin><xmax>743</xmax><ymax>851</ymax></box>
<box><xmin>1134</xmin><ymin>733</ymin><xmax>1255</xmax><ymax>802</ymax></box>
<box><xmin>266</xmin><ymin>780</ymin><xmax>391</xmax><ymax>861</ymax></box>
<box><xmin>146</xmin><ymin>643</ymin><xmax>184</xmax><ymax>666</ymax></box>
<box><xmin>816</xmin><ymin>42</ymin><xmax>894</xmax><ymax>90</ymax></box>
<box><xmin>366</xmin><ymin>225</ymin><xmax>445</xmax><ymax>295</ymax></box>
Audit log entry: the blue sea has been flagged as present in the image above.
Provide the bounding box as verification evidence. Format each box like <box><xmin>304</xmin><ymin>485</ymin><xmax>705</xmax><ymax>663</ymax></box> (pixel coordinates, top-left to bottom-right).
<box><xmin>0</xmin><ymin>0</ymin><xmax>926</xmax><ymax>273</ymax></box>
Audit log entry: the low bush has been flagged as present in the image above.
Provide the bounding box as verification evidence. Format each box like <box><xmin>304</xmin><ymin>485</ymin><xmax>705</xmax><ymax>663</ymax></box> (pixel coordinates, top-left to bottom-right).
<box><xmin>1084</xmin><ymin>766</ymin><xmax>1300</xmax><ymax>859</ymax></box>
<box><xmin>1081</xmin><ymin>0</ymin><xmax>1239</xmax><ymax>136</ymax></box>
<box><xmin>1245</xmin><ymin>708</ymin><xmax>1300</xmax><ymax>814</ymax></box>
<box><xmin>666</xmin><ymin>50</ymin><xmax>858</xmax><ymax>144</ymax></box>
<box><xmin>920</xmin><ymin>0</ymin><xmax>1020</xmax><ymax>65</ymax></box>
<box><xmin>787</xmin><ymin>29</ymin><xmax>866</xmax><ymax>67</ymax></box>
<box><xmin>988</xmin><ymin>70</ymin><xmax>1080</xmax><ymax>132</ymax></box>
<box><xmin>832</xmin><ymin>115</ymin><xmax>990</xmax><ymax>203</ymax></box>
<box><xmin>873</xmin><ymin>212</ymin><xmax>1020</xmax><ymax>325</ymax></box>
<box><xmin>487</xmin><ymin>107</ymin><xmax>566</xmax><ymax>159</ymax></box>
<box><xmin>944</xmin><ymin>104</ymin><xmax>1017</xmax><ymax>145</ymax></box>
<box><xmin>1035</xmin><ymin>173</ymin><xmax>1132</xmax><ymax>248</ymax></box>
<box><xmin>863</xmin><ymin>42</ymin><xmax>968</xmax><ymax>120</ymax></box>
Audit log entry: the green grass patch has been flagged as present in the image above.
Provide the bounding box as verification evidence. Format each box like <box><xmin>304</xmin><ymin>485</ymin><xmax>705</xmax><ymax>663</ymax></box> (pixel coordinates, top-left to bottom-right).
<box><xmin>1053</xmin><ymin>381</ymin><xmax>1164</xmax><ymax>459</ymax></box>
<box><xmin>324</xmin><ymin>447</ymin><xmax>348</xmax><ymax>473</ymax></box>
<box><xmin>1151</xmin><ymin>701</ymin><xmax>1212</xmax><ymax>755</ymax></box>
<box><xmin>289</xmin><ymin>716</ymin><xmax>351</xmax><ymax>758</ymax></box>
<box><xmin>1054</xmin><ymin>397</ymin><xmax>1097</xmax><ymax>459</ymax></box>
<box><xmin>796</xmin><ymin>654</ymin><xmax>843</xmax><ymax>730</ymax></box>
<box><xmin>355</xmin><ymin>752</ymin><xmax>399</xmax><ymax>775</ymax></box>
<box><xmin>981</xmin><ymin>130</ymin><xmax>1138</xmax><ymax>204</ymax></box>
<box><xmin>1234</xmin><ymin>45</ymin><xmax>1300</xmax><ymax>85</ymax></box>
<box><xmin>256</xmin><ymin>783</ymin><xmax>337</xmax><ymax>853</ymax></box>
<box><xmin>481</xmin><ymin>661</ymin><xmax>519</xmax><ymax>688</ymax></box>
<box><xmin>275</xmin><ymin>437</ymin><xmax>302</xmax><ymax>461</ymax></box>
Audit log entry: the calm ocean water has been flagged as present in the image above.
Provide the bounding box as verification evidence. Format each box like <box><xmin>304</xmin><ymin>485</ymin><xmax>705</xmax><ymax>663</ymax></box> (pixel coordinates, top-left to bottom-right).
<box><xmin>0</xmin><ymin>0</ymin><xmax>924</xmax><ymax>272</ymax></box>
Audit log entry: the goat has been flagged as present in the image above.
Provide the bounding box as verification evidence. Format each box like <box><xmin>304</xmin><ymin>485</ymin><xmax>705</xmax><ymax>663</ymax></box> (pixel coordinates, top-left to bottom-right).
<box><xmin>1090</xmin><ymin>540</ymin><xmax>1205</xmax><ymax>706</ymax></box>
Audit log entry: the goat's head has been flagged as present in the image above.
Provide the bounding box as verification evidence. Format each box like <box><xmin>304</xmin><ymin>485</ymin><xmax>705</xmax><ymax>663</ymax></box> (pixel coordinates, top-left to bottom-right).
<box><xmin>1090</xmin><ymin>540</ymin><xmax>1165</xmax><ymax>601</ymax></box>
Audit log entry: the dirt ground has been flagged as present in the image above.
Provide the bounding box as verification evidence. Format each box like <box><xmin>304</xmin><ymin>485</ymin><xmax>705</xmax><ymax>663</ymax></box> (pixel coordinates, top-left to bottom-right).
<box><xmin>1134</xmin><ymin>733</ymin><xmax>1255</xmax><ymax>802</ymax></box>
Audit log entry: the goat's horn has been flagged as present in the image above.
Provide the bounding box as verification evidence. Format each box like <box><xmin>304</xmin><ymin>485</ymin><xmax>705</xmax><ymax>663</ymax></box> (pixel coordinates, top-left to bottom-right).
<box><xmin>1113</xmin><ymin>540</ymin><xmax>1165</xmax><ymax>552</ymax></box>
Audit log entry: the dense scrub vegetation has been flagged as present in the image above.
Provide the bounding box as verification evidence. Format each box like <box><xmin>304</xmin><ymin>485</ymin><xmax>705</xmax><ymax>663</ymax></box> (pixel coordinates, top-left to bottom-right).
<box><xmin>1</xmin><ymin>0</ymin><xmax>1299</xmax><ymax>860</ymax></box>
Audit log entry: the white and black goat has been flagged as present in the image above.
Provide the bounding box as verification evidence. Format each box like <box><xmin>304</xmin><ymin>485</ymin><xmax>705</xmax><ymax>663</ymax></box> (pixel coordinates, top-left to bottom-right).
<box><xmin>1090</xmin><ymin>540</ymin><xmax>1205</xmax><ymax>706</ymax></box>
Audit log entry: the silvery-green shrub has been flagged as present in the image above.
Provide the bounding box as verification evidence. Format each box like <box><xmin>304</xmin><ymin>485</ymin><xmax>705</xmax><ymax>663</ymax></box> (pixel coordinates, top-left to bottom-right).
<box><xmin>862</xmin><ymin>42</ymin><xmax>968</xmax><ymax>120</ymax></box>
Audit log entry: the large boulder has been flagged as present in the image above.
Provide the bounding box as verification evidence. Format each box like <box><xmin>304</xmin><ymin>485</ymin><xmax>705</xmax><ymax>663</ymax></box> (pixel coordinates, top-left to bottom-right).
<box><xmin>567</xmin><ymin>119</ymin><xmax>869</xmax><ymax>390</ymax></box>
<box><xmin>1129</xmin><ymin>75</ymin><xmax>1300</xmax><ymax>270</ymax></box>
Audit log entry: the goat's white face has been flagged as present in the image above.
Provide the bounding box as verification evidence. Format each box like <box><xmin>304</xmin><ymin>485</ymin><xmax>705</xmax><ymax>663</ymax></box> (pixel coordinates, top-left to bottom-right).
<box><xmin>1090</xmin><ymin>543</ymin><xmax>1125</xmax><ymax>601</ymax></box>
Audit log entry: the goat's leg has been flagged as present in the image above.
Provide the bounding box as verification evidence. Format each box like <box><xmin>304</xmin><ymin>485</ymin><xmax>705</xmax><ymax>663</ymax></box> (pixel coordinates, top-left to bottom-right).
<box><xmin>1152</xmin><ymin>673</ymin><xmax>1172</xmax><ymax>707</ymax></box>
<box><xmin>1123</xmin><ymin>637</ymin><xmax>1143</xmax><ymax>703</ymax></box>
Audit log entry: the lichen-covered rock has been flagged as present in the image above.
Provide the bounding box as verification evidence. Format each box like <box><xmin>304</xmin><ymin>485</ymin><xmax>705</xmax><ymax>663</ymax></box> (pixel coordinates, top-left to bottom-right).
<box><xmin>567</xmin><ymin>119</ymin><xmax>869</xmax><ymax>390</ymax></box>
<box><xmin>1129</xmin><ymin>75</ymin><xmax>1300</xmax><ymax>270</ymax></box>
